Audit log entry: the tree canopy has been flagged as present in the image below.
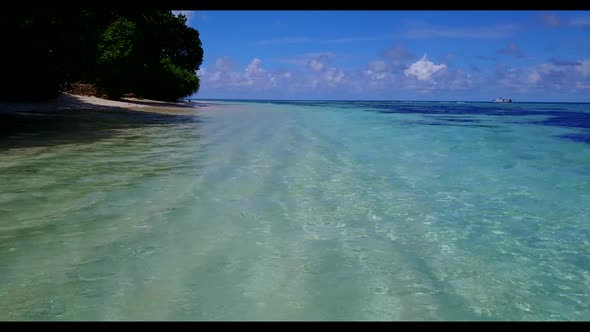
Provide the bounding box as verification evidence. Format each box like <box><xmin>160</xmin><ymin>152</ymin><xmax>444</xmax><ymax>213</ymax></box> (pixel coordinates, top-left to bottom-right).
<box><xmin>1</xmin><ymin>9</ymin><xmax>203</xmax><ymax>101</ymax></box>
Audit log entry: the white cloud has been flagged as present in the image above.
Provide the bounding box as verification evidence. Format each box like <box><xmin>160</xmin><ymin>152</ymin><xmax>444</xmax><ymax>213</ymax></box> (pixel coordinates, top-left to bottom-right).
<box><xmin>499</xmin><ymin>68</ymin><xmax>525</xmax><ymax>89</ymax></box>
<box><xmin>197</xmin><ymin>54</ymin><xmax>357</xmax><ymax>96</ymax></box>
<box><xmin>575</xmin><ymin>60</ymin><xmax>590</xmax><ymax>77</ymax></box>
<box><xmin>245</xmin><ymin>58</ymin><xmax>263</xmax><ymax>76</ymax></box>
<box><xmin>310</xmin><ymin>79</ymin><xmax>319</xmax><ymax>89</ymax></box>
<box><xmin>445</xmin><ymin>69</ymin><xmax>478</xmax><ymax>91</ymax></box>
<box><xmin>199</xmin><ymin>55</ymin><xmax>352</xmax><ymax>95</ymax></box>
<box><xmin>358</xmin><ymin>48</ymin><xmax>481</xmax><ymax>95</ymax></box>
<box><xmin>323</xmin><ymin>67</ymin><xmax>346</xmax><ymax>86</ymax></box>
<box><xmin>368</xmin><ymin>60</ymin><xmax>387</xmax><ymax>72</ymax></box>
<box><xmin>171</xmin><ymin>10</ymin><xmax>207</xmax><ymax>24</ymax></box>
<box><xmin>498</xmin><ymin>59</ymin><xmax>590</xmax><ymax>92</ymax></box>
<box><xmin>196</xmin><ymin>50</ymin><xmax>590</xmax><ymax>99</ymax></box>
<box><xmin>214</xmin><ymin>57</ymin><xmax>234</xmax><ymax>72</ymax></box>
<box><xmin>243</xmin><ymin>58</ymin><xmax>276</xmax><ymax>88</ymax></box>
<box><xmin>362</xmin><ymin>60</ymin><xmax>394</xmax><ymax>88</ymax></box>
<box><xmin>366</xmin><ymin>71</ymin><xmax>388</xmax><ymax>81</ymax></box>
<box><xmin>198</xmin><ymin>57</ymin><xmax>278</xmax><ymax>89</ymax></box>
<box><xmin>527</xmin><ymin>71</ymin><xmax>541</xmax><ymax>84</ymax></box>
<box><xmin>359</xmin><ymin>47</ymin><xmax>480</xmax><ymax>94</ymax></box>
<box><xmin>172</xmin><ymin>10</ymin><xmax>191</xmax><ymax>17</ymax></box>
<box><xmin>307</xmin><ymin>59</ymin><xmax>325</xmax><ymax>72</ymax></box>
<box><xmin>404</xmin><ymin>54</ymin><xmax>447</xmax><ymax>82</ymax></box>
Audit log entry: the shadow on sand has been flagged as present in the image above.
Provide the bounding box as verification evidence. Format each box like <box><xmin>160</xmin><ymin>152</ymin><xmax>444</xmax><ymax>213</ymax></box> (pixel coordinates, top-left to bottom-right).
<box><xmin>120</xmin><ymin>98</ymin><xmax>196</xmax><ymax>109</ymax></box>
<box><xmin>0</xmin><ymin>95</ymin><xmax>203</xmax><ymax>152</ymax></box>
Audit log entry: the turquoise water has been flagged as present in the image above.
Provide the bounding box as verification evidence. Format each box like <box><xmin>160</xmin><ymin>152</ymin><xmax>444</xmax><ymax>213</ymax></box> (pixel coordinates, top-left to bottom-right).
<box><xmin>0</xmin><ymin>100</ymin><xmax>589</xmax><ymax>320</ymax></box>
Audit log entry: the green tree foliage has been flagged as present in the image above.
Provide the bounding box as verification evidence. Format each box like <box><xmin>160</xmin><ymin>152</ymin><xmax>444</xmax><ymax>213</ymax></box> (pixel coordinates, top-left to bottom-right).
<box><xmin>1</xmin><ymin>9</ymin><xmax>203</xmax><ymax>101</ymax></box>
<box><xmin>96</xmin><ymin>18</ymin><xmax>141</xmax><ymax>99</ymax></box>
<box><xmin>140</xmin><ymin>58</ymin><xmax>200</xmax><ymax>101</ymax></box>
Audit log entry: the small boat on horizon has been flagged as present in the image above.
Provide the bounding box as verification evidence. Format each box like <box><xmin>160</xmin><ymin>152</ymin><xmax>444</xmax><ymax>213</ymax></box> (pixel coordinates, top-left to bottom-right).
<box><xmin>494</xmin><ymin>97</ymin><xmax>512</xmax><ymax>103</ymax></box>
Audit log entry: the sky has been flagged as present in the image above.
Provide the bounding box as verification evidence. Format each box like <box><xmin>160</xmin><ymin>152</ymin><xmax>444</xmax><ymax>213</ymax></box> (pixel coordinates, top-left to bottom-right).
<box><xmin>173</xmin><ymin>11</ymin><xmax>590</xmax><ymax>102</ymax></box>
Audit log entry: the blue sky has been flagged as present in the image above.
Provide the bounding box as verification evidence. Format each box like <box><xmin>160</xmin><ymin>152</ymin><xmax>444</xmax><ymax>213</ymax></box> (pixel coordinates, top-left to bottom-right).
<box><xmin>174</xmin><ymin>11</ymin><xmax>590</xmax><ymax>102</ymax></box>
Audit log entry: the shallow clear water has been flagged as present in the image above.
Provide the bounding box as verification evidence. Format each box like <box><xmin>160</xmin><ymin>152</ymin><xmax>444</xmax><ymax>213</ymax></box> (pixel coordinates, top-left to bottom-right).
<box><xmin>0</xmin><ymin>100</ymin><xmax>589</xmax><ymax>320</ymax></box>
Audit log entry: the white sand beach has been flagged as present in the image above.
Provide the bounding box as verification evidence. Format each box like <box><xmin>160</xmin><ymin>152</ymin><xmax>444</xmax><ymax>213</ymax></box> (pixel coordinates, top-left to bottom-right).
<box><xmin>0</xmin><ymin>93</ymin><xmax>200</xmax><ymax>115</ymax></box>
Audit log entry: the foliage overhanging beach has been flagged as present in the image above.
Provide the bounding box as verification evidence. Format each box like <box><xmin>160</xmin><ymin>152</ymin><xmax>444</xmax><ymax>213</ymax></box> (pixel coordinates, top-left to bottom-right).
<box><xmin>1</xmin><ymin>9</ymin><xmax>203</xmax><ymax>102</ymax></box>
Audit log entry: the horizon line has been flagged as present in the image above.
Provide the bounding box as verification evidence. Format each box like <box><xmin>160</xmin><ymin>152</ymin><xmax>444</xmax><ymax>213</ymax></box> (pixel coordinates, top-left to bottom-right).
<box><xmin>190</xmin><ymin>98</ymin><xmax>590</xmax><ymax>104</ymax></box>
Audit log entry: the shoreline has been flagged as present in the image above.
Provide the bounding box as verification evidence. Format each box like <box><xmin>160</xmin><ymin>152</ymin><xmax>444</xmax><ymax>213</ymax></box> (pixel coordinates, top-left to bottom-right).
<box><xmin>0</xmin><ymin>93</ymin><xmax>206</xmax><ymax>116</ymax></box>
